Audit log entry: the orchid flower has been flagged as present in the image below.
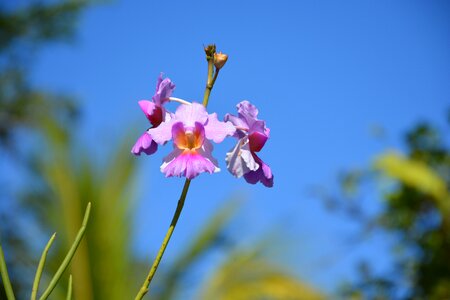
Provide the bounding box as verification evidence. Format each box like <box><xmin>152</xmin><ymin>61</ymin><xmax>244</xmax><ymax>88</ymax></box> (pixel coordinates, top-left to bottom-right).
<box><xmin>148</xmin><ymin>102</ymin><xmax>236</xmax><ymax>179</ymax></box>
<box><xmin>225</xmin><ymin>100</ymin><xmax>274</xmax><ymax>187</ymax></box>
<box><xmin>131</xmin><ymin>74</ymin><xmax>175</xmax><ymax>155</ymax></box>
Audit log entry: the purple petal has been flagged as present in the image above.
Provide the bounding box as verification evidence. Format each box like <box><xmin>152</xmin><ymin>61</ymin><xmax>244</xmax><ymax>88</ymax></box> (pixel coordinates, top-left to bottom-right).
<box><xmin>152</xmin><ymin>74</ymin><xmax>175</xmax><ymax>106</ymax></box>
<box><xmin>237</xmin><ymin>100</ymin><xmax>259</xmax><ymax>127</ymax></box>
<box><xmin>131</xmin><ymin>132</ymin><xmax>158</xmax><ymax>156</ymax></box>
<box><xmin>243</xmin><ymin>153</ymin><xmax>273</xmax><ymax>187</ymax></box>
<box><xmin>205</xmin><ymin>113</ymin><xmax>236</xmax><ymax>143</ymax></box>
<box><xmin>224</xmin><ymin>113</ymin><xmax>248</xmax><ymax>129</ymax></box>
<box><xmin>174</xmin><ymin>102</ymin><xmax>208</xmax><ymax>127</ymax></box>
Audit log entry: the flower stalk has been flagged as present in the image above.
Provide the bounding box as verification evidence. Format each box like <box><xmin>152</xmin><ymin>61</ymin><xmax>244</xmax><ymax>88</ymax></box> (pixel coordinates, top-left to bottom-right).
<box><xmin>134</xmin><ymin>178</ymin><xmax>191</xmax><ymax>300</ymax></box>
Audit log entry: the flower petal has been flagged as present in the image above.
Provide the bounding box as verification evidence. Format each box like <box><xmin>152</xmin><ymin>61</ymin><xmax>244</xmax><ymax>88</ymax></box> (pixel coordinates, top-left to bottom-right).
<box><xmin>152</xmin><ymin>74</ymin><xmax>175</xmax><ymax>106</ymax></box>
<box><xmin>138</xmin><ymin>100</ymin><xmax>156</xmax><ymax>119</ymax></box>
<box><xmin>147</xmin><ymin>118</ymin><xmax>175</xmax><ymax>145</ymax></box>
<box><xmin>225</xmin><ymin>138</ymin><xmax>259</xmax><ymax>178</ymax></box>
<box><xmin>198</xmin><ymin>139</ymin><xmax>220</xmax><ymax>172</ymax></box>
<box><xmin>224</xmin><ymin>113</ymin><xmax>248</xmax><ymax>129</ymax></box>
<box><xmin>138</xmin><ymin>100</ymin><xmax>164</xmax><ymax>126</ymax></box>
<box><xmin>248</xmin><ymin>130</ymin><xmax>268</xmax><ymax>152</ymax></box>
<box><xmin>161</xmin><ymin>149</ymin><xmax>216</xmax><ymax>179</ymax></box>
<box><xmin>172</xmin><ymin>122</ymin><xmax>187</xmax><ymax>149</ymax></box>
<box><xmin>243</xmin><ymin>153</ymin><xmax>273</xmax><ymax>187</ymax></box>
<box><xmin>174</xmin><ymin>102</ymin><xmax>208</xmax><ymax>127</ymax></box>
<box><xmin>131</xmin><ymin>132</ymin><xmax>158</xmax><ymax>156</ymax></box>
<box><xmin>205</xmin><ymin>113</ymin><xmax>236</xmax><ymax>143</ymax></box>
<box><xmin>237</xmin><ymin>100</ymin><xmax>259</xmax><ymax>127</ymax></box>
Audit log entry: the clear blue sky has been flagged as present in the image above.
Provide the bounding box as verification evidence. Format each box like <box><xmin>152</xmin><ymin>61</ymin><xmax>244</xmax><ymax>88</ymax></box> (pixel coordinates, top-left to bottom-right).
<box><xmin>29</xmin><ymin>0</ymin><xmax>450</xmax><ymax>294</ymax></box>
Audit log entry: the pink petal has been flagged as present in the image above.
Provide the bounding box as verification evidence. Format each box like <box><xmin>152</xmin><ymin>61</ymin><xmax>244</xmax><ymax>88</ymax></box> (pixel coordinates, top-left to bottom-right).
<box><xmin>174</xmin><ymin>102</ymin><xmax>208</xmax><ymax>127</ymax></box>
<box><xmin>198</xmin><ymin>139</ymin><xmax>220</xmax><ymax>170</ymax></box>
<box><xmin>138</xmin><ymin>100</ymin><xmax>156</xmax><ymax>119</ymax></box>
<box><xmin>205</xmin><ymin>113</ymin><xmax>236</xmax><ymax>143</ymax></box>
<box><xmin>138</xmin><ymin>100</ymin><xmax>164</xmax><ymax>126</ymax></box>
<box><xmin>160</xmin><ymin>148</ymin><xmax>185</xmax><ymax>176</ymax></box>
<box><xmin>147</xmin><ymin>118</ymin><xmax>175</xmax><ymax>145</ymax></box>
<box><xmin>161</xmin><ymin>149</ymin><xmax>217</xmax><ymax>179</ymax></box>
<box><xmin>131</xmin><ymin>132</ymin><xmax>158</xmax><ymax>156</ymax></box>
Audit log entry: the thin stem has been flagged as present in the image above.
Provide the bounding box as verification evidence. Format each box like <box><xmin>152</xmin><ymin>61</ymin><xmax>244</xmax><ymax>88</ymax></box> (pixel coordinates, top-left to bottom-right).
<box><xmin>211</xmin><ymin>68</ymin><xmax>220</xmax><ymax>90</ymax></box>
<box><xmin>39</xmin><ymin>202</ymin><xmax>91</xmax><ymax>300</ymax></box>
<box><xmin>202</xmin><ymin>58</ymin><xmax>215</xmax><ymax>107</ymax></box>
<box><xmin>31</xmin><ymin>233</ymin><xmax>57</xmax><ymax>300</ymax></box>
<box><xmin>0</xmin><ymin>243</ymin><xmax>15</xmax><ymax>300</ymax></box>
<box><xmin>135</xmin><ymin>179</ymin><xmax>191</xmax><ymax>300</ymax></box>
<box><xmin>168</xmin><ymin>97</ymin><xmax>192</xmax><ymax>105</ymax></box>
<box><xmin>66</xmin><ymin>275</ymin><xmax>72</xmax><ymax>300</ymax></box>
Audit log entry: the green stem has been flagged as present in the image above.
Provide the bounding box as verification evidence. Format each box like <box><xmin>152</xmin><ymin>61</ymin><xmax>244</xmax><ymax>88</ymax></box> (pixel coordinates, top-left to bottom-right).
<box><xmin>39</xmin><ymin>202</ymin><xmax>91</xmax><ymax>300</ymax></box>
<box><xmin>134</xmin><ymin>179</ymin><xmax>191</xmax><ymax>300</ymax></box>
<box><xmin>202</xmin><ymin>59</ymin><xmax>215</xmax><ymax>107</ymax></box>
<box><xmin>0</xmin><ymin>243</ymin><xmax>15</xmax><ymax>300</ymax></box>
<box><xmin>66</xmin><ymin>275</ymin><xmax>72</xmax><ymax>300</ymax></box>
<box><xmin>31</xmin><ymin>233</ymin><xmax>57</xmax><ymax>300</ymax></box>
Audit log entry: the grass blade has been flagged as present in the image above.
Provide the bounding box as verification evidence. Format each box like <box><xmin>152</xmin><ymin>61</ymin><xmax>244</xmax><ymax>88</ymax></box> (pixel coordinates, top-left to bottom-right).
<box><xmin>66</xmin><ymin>275</ymin><xmax>73</xmax><ymax>300</ymax></box>
<box><xmin>0</xmin><ymin>243</ymin><xmax>15</xmax><ymax>300</ymax></box>
<box><xmin>31</xmin><ymin>233</ymin><xmax>57</xmax><ymax>300</ymax></box>
<box><xmin>39</xmin><ymin>202</ymin><xmax>91</xmax><ymax>300</ymax></box>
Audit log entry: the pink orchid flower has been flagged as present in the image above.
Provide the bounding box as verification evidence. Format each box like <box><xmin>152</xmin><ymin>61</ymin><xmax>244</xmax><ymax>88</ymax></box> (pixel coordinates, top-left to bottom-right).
<box><xmin>224</xmin><ymin>101</ymin><xmax>273</xmax><ymax>187</ymax></box>
<box><xmin>131</xmin><ymin>74</ymin><xmax>175</xmax><ymax>156</ymax></box>
<box><xmin>148</xmin><ymin>102</ymin><xmax>236</xmax><ymax>179</ymax></box>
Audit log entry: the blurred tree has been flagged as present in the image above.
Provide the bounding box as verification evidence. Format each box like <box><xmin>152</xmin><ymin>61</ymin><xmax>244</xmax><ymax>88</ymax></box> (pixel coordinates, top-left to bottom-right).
<box><xmin>0</xmin><ymin>0</ymin><xmax>91</xmax><ymax>150</ymax></box>
<box><xmin>0</xmin><ymin>0</ymin><xmax>91</xmax><ymax>298</ymax></box>
<box><xmin>317</xmin><ymin>112</ymin><xmax>450</xmax><ymax>300</ymax></box>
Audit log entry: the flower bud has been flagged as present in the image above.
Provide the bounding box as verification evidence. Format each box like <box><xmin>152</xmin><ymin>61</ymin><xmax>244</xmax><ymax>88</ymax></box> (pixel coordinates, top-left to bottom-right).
<box><xmin>214</xmin><ymin>52</ymin><xmax>228</xmax><ymax>70</ymax></box>
<box><xmin>204</xmin><ymin>44</ymin><xmax>216</xmax><ymax>59</ymax></box>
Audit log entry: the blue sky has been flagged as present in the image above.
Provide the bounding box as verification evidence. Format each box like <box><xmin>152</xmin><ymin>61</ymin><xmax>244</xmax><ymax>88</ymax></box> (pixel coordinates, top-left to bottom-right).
<box><xmin>27</xmin><ymin>0</ymin><xmax>450</xmax><ymax>294</ymax></box>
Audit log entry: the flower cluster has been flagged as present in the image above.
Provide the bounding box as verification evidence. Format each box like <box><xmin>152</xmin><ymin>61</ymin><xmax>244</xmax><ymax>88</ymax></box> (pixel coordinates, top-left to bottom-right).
<box><xmin>131</xmin><ymin>74</ymin><xmax>273</xmax><ymax>187</ymax></box>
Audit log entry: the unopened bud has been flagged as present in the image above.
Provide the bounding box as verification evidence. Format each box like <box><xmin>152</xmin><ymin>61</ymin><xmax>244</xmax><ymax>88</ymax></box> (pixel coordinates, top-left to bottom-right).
<box><xmin>214</xmin><ymin>52</ymin><xmax>228</xmax><ymax>70</ymax></box>
<box><xmin>204</xmin><ymin>44</ymin><xmax>216</xmax><ymax>60</ymax></box>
